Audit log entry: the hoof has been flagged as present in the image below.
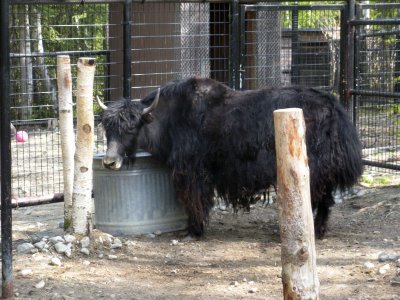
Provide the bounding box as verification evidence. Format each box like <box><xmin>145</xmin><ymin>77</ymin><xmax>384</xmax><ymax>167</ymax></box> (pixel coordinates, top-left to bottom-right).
<box><xmin>314</xmin><ymin>225</ymin><xmax>327</xmax><ymax>239</ymax></box>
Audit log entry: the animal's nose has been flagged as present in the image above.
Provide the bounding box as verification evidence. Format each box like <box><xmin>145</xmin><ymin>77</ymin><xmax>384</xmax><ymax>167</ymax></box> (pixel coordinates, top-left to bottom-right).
<box><xmin>102</xmin><ymin>156</ymin><xmax>122</xmax><ymax>170</ymax></box>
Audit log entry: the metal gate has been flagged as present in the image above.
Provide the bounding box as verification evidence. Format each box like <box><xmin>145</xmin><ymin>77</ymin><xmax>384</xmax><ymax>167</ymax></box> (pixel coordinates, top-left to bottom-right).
<box><xmin>350</xmin><ymin>2</ymin><xmax>400</xmax><ymax>172</ymax></box>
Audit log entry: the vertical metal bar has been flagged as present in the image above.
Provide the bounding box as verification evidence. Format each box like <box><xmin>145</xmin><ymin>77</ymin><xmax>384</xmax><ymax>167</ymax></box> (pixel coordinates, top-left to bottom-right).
<box><xmin>123</xmin><ymin>0</ymin><xmax>132</xmax><ymax>99</ymax></box>
<box><xmin>0</xmin><ymin>0</ymin><xmax>14</xmax><ymax>298</ymax></box>
<box><xmin>291</xmin><ymin>6</ymin><xmax>299</xmax><ymax>85</ymax></box>
<box><xmin>339</xmin><ymin>4</ymin><xmax>349</xmax><ymax>110</ymax></box>
<box><xmin>229</xmin><ymin>0</ymin><xmax>240</xmax><ymax>90</ymax></box>
<box><xmin>350</xmin><ymin>0</ymin><xmax>358</xmax><ymax>123</ymax></box>
<box><xmin>239</xmin><ymin>5</ymin><xmax>246</xmax><ymax>90</ymax></box>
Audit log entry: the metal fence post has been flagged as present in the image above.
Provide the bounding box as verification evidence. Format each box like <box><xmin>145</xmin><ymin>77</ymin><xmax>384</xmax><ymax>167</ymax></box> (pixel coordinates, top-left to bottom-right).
<box><xmin>291</xmin><ymin>6</ymin><xmax>300</xmax><ymax>85</ymax></box>
<box><xmin>230</xmin><ymin>0</ymin><xmax>241</xmax><ymax>90</ymax></box>
<box><xmin>123</xmin><ymin>0</ymin><xmax>132</xmax><ymax>99</ymax></box>
<box><xmin>346</xmin><ymin>0</ymin><xmax>357</xmax><ymax>125</ymax></box>
<box><xmin>339</xmin><ymin>1</ymin><xmax>350</xmax><ymax>111</ymax></box>
<box><xmin>0</xmin><ymin>0</ymin><xmax>14</xmax><ymax>298</ymax></box>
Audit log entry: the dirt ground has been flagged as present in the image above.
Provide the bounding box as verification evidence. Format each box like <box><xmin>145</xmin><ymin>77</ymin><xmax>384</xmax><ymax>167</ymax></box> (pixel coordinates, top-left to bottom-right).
<box><xmin>9</xmin><ymin>184</ymin><xmax>400</xmax><ymax>300</ymax></box>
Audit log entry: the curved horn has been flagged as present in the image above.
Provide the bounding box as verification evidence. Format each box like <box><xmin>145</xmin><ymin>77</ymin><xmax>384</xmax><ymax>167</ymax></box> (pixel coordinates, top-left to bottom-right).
<box><xmin>96</xmin><ymin>95</ymin><xmax>108</xmax><ymax>110</ymax></box>
<box><xmin>142</xmin><ymin>87</ymin><xmax>160</xmax><ymax>115</ymax></box>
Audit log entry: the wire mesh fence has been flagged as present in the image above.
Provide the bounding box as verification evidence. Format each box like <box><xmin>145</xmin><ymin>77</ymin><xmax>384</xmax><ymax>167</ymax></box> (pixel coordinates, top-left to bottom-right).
<box><xmin>6</xmin><ymin>0</ymin><xmax>400</xmax><ymax>200</ymax></box>
<box><xmin>10</xmin><ymin>2</ymin><xmax>119</xmax><ymax>198</ymax></box>
<box><xmin>353</xmin><ymin>3</ymin><xmax>400</xmax><ymax>174</ymax></box>
<box><xmin>242</xmin><ymin>4</ymin><xmax>342</xmax><ymax>92</ymax></box>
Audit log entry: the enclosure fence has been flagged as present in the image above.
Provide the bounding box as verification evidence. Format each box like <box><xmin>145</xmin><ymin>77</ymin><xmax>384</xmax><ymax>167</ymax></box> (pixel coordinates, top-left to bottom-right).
<box><xmin>6</xmin><ymin>0</ymin><xmax>400</xmax><ymax>201</ymax></box>
<box><xmin>351</xmin><ymin>2</ymin><xmax>400</xmax><ymax>174</ymax></box>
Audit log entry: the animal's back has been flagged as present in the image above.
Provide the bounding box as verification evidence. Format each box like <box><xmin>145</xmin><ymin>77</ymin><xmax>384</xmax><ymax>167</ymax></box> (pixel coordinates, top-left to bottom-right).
<box><xmin>203</xmin><ymin>86</ymin><xmax>363</xmax><ymax>207</ymax></box>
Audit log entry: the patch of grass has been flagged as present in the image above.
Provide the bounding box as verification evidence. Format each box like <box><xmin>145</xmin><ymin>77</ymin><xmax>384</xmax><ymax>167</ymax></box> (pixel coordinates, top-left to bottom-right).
<box><xmin>375</xmin><ymin>176</ymin><xmax>392</xmax><ymax>185</ymax></box>
<box><xmin>361</xmin><ymin>174</ymin><xmax>375</xmax><ymax>185</ymax></box>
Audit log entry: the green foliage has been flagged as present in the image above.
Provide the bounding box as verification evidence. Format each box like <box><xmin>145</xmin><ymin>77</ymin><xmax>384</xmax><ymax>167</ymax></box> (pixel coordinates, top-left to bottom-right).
<box><xmin>361</xmin><ymin>174</ymin><xmax>374</xmax><ymax>185</ymax></box>
<box><xmin>10</xmin><ymin>3</ymin><xmax>109</xmax><ymax>122</ymax></box>
<box><xmin>281</xmin><ymin>1</ymin><xmax>341</xmax><ymax>29</ymax></box>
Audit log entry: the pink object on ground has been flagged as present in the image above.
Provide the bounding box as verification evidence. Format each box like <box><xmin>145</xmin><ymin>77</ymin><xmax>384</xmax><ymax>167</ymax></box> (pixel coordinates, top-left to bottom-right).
<box><xmin>16</xmin><ymin>130</ymin><xmax>28</xmax><ymax>143</ymax></box>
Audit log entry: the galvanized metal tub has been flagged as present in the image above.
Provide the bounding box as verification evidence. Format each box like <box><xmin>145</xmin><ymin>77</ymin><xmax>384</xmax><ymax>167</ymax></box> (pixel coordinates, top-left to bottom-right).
<box><xmin>93</xmin><ymin>151</ymin><xmax>187</xmax><ymax>236</ymax></box>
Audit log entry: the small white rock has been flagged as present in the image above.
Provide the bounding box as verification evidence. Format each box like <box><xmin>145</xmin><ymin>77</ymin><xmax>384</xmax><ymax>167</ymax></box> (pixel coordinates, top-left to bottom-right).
<box><xmin>82</xmin><ymin>260</ymin><xmax>91</xmax><ymax>266</ymax></box>
<box><xmin>54</xmin><ymin>242</ymin><xmax>69</xmax><ymax>254</ymax></box>
<box><xmin>170</xmin><ymin>240</ymin><xmax>179</xmax><ymax>246</ymax></box>
<box><xmin>65</xmin><ymin>248</ymin><xmax>72</xmax><ymax>258</ymax></box>
<box><xmin>154</xmin><ymin>230</ymin><xmax>162</xmax><ymax>236</ymax></box>
<box><xmin>64</xmin><ymin>234</ymin><xmax>76</xmax><ymax>243</ymax></box>
<box><xmin>124</xmin><ymin>240</ymin><xmax>136</xmax><ymax>246</ymax></box>
<box><xmin>248</xmin><ymin>287</ymin><xmax>258</xmax><ymax>293</ymax></box>
<box><xmin>34</xmin><ymin>241</ymin><xmax>47</xmax><ymax>250</ymax></box>
<box><xmin>80</xmin><ymin>236</ymin><xmax>90</xmax><ymax>248</ymax></box>
<box><xmin>49</xmin><ymin>236</ymin><xmax>65</xmax><ymax>245</ymax></box>
<box><xmin>16</xmin><ymin>242</ymin><xmax>35</xmax><ymax>254</ymax></box>
<box><xmin>171</xmin><ymin>269</ymin><xmax>177</xmax><ymax>274</ymax></box>
<box><xmin>108</xmin><ymin>254</ymin><xmax>118</xmax><ymax>260</ymax></box>
<box><xmin>364</xmin><ymin>262</ymin><xmax>375</xmax><ymax>269</ymax></box>
<box><xmin>50</xmin><ymin>257</ymin><xmax>62</xmax><ymax>266</ymax></box>
<box><xmin>35</xmin><ymin>280</ymin><xmax>45</xmax><ymax>289</ymax></box>
<box><xmin>80</xmin><ymin>248</ymin><xmax>90</xmax><ymax>256</ymax></box>
<box><xmin>111</xmin><ymin>238</ymin><xmax>123</xmax><ymax>249</ymax></box>
<box><xmin>378</xmin><ymin>264</ymin><xmax>391</xmax><ymax>274</ymax></box>
<box><xmin>19</xmin><ymin>269</ymin><xmax>32</xmax><ymax>277</ymax></box>
<box><xmin>147</xmin><ymin>233</ymin><xmax>156</xmax><ymax>239</ymax></box>
<box><xmin>364</xmin><ymin>262</ymin><xmax>375</xmax><ymax>273</ymax></box>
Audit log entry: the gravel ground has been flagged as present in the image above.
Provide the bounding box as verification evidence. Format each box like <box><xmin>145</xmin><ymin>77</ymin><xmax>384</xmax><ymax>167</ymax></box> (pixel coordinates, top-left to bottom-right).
<box><xmin>8</xmin><ymin>184</ymin><xmax>400</xmax><ymax>300</ymax></box>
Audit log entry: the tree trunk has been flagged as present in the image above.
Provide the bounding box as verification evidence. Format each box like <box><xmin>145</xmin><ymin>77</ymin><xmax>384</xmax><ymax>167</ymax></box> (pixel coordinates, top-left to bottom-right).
<box><xmin>273</xmin><ymin>108</ymin><xmax>319</xmax><ymax>300</ymax></box>
<box><xmin>31</xmin><ymin>8</ymin><xmax>57</xmax><ymax>111</ymax></box>
<box><xmin>19</xmin><ymin>5</ymin><xmax>33</xmax><ymax>120</ymax></box>
<box><xmin>72</xmin><ymin>57</ymin><xmax>96</xmax><ymax>235</ymax></box>
<box><xmin>57</xmin><ymin>55</ymin><xmax>75</xmax><ymax>232</ymax></box>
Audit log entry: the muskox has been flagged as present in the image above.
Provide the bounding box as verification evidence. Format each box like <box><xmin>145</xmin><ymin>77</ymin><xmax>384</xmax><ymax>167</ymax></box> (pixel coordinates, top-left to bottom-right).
<box><xmin>99</xmin><ymin>77</ymin><xmax>363</xmax><ymax>238</ymax></box>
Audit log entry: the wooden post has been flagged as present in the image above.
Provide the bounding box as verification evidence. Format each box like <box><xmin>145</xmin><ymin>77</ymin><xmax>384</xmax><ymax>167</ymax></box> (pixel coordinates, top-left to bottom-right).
<box><xmin>57</xmin><ymin>55</ymin><xmax>75</xmax><ymax>231</ymax></box>
<box><xmin>273</xmin><ymin>108</ymin><xmax>319</xmax><ymax>300</ymax></box>
<box><xmin>72</xmin><ymin>57</ymin><xmax>96</xmax><ymax>235</ymax></box>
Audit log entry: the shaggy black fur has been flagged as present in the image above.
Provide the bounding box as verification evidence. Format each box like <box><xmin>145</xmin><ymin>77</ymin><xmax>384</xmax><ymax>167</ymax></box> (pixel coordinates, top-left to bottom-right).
<box><xmin>102</xmin><ymin>77</ymin><xmax>363</xmax><ymax>239</ymax></box>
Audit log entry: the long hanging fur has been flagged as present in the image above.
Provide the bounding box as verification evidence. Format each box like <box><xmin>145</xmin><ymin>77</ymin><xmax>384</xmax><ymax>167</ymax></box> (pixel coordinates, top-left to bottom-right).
<box><xmin>102</xmin><ymin>77</ymin><xmax>363</xmax><ymax>238</ymax></box>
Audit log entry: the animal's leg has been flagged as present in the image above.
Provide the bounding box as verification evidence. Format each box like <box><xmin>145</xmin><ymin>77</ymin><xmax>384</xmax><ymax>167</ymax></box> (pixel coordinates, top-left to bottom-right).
<box><xmin>187</xmin><ymin>212</ymin><xmax>205</xmax><ymax>237</ymax></box>
<box><xmin>173</xmin><ymin>172</ymin><xmax>214</xmax><ymax>238</ymax></box>
<box><xmin>313</xmin><ymin>188</ymin><xmax>335</xmax><ymax>239</ymax></box>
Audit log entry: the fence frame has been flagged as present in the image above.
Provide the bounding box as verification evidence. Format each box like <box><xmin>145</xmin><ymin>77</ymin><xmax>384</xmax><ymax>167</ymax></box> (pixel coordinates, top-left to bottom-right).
<box><xmin>349</xmin><ymin>1</ymin><xmax>400</xmax><ymax>171</ymax></box>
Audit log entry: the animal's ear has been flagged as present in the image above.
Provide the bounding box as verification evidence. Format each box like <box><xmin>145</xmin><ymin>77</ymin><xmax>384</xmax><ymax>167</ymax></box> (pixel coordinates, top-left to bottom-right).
<box><xmin>141</xmin><ymin>113</ymin><xmax>154</xmax><ymax>124</ymax></box>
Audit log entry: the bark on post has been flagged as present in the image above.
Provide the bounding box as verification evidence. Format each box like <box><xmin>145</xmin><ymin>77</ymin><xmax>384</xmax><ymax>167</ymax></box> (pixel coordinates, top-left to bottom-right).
<box><xmin>72</xmin><ymin>57</ymin><xmax>96</xmax><ymax>235</ymax></box>
<box><xmin>57</xmin><ymin>55</ymin><xmax>75</xmax><ymax>231</ymax></box>
<box><xmin>273</xmin><ymin>108</ymin><xmax>319</xmax><ymax>300</ymax></box>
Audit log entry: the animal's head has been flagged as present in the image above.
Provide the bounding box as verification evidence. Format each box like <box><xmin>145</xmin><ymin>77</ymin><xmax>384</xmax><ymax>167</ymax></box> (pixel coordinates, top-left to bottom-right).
<box><xmin>98</xmin><ymin>88</ymin><xmax>160</xmax><ymax>170</ymax></box>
